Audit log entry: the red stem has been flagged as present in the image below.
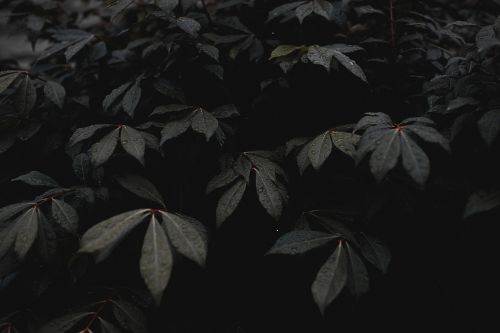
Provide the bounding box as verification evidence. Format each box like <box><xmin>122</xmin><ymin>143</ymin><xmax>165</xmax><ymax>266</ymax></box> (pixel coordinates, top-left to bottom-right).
<box><xmin>82</xmin><ymin>300</ymin><xmax>108</xmax><ymax>332</ymax></box>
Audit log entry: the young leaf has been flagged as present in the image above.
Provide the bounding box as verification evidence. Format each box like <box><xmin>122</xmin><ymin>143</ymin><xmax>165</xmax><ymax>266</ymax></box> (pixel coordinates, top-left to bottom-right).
<box><xmin>114</xmin><ymin>174</ymin><xmax>165</xmax><ymax>207</ymax></box>
<box><xmin>161</xmin><ymin>212</ymin><xmax>208</xmax><ymax>266</ymax></box>
<box><xmin>311</xmin><ymin>241</ymin><xmax>348</xmax><ymax>315</ymax></box>
<box><xmin>14</xmin><ymin>208</ymin><xmax>39</xmax><ymax>260</ymax></box>
<box><xmin>51</xmin><ymin>199</ymin><xmax>79</xmax><ymax>233</ymax></box>
<box><xmin>216</xmin><ymin>178</ymin><xmax>247</xmax><ymax>227</ymax></box>
<box><xmin>89</xmin><ymin>128</ymin><xmax>120</xmax><ymax>167</ymax></box>
<box><xmin>44</xmin><ymin>81</ymin><xmax>66</xmax><ymax>109</ymax></box>
<box><xmin>80</xmin><ymin>209</ymin><xmax>150</xmax><ymax>262</ymax></box>
<box><xmin>191</xmin><ymin>109</ymin><xmax>219</xmax><ymax>141</ymax></box>
<box><xmin>267</xmin><ymin>230</ymin><xmax>339</xmax><ymax>255</ymax></box>
<box><xmin>140</xmin><ymin>215</ymin><xmax>173</xmax><ymax>305</ymax></box>
<box><xmin>120</xmin><ymin>126</ymin><xmax>146</xmax><ymax>165</ymax></box>
<box><xmin>11</xmin><ymin>171</ymin><xmax>58</xmax><ymax>187</ymax></box>
<box><xmin>359</xmin><ymin>233</ymin><xmax>391</xmax><ymax>273</ymax></box>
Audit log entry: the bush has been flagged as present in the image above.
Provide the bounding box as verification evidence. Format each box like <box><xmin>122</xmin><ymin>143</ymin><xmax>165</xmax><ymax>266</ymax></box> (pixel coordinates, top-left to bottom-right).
<box><xmin>1</xmin><ymin>0</ymin><xmax>499</xmax><ymax>332</ymax></box>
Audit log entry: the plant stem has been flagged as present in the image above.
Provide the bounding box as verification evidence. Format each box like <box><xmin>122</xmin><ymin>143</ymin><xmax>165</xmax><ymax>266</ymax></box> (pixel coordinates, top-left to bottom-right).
<box><xmin>389</xmin><ymin>0</ymin><xmax>396</xmax><ymax>49</ymax></box>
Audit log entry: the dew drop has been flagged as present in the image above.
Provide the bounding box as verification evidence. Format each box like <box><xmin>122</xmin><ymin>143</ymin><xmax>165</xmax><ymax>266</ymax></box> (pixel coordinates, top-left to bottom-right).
<box><xmin>122</xmin><ymin>139</ymin><xmax>128</xmax><ymax>144</ymax></box>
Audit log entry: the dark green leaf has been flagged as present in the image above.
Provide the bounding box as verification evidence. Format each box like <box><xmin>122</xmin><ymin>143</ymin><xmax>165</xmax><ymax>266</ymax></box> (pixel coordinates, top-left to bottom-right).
<box><xmin>0</xmin><ymin>202</ymin><xmax>34</xmax><ymax>223</ymax></box>
<box><xmin>255</xmin><ymin>169</ymin><xmax>285</xmax><ymax>220</ymax></box>
<box><xmin>115</xmin><ymin>173</ymin><xmax>165</xmax><ymax>207</ymax></box>
<box><xmin>359</xmin><ymin>233</ymin><xmax>391</xmax><ymax>273</ymax></box>
<box><xmin>0</xmin><ymin>71</ymin><xmax>21</xmax><ymax>94</ymax></box>
<box><xmin>44</xmin><ymin>81</ymin><xmax>66</xmax><ymax>109</ymax></box>
<box><xmin>216</xmin><ymin>178</ymin><xmax>247</xmax><ymax>227</ymax></box>
<box><xmin>308</xmin><ymin>131</ymin><xmax>333</xmax><ymax>170</ymax></box>
<box><xmin>400</xmin><ymin>131</ymin><xmax>430</xmax><ymax>186</ymax></box>
<box><xmin>14</xmin><ymin>74</ymin><xmax>37</xmax><ymax>115</ymax></box>
<box><xmin>161</xmin><ymin>212</ymin><xmax>208</xmax><ymax>266</ymax></box>
<box><xmin>11</xmin><ymin>171</ymin><xmax>58</xmax><ymax>187</ymax></box>
<box><xmin>311</xmin><ymin>241</ymin><xmax>348</xmax><ymax>315</ymax></box>
<box><xmin>38</xmin><ymin>312</ymin><xmax>92</xmax><ymax>333</ymax></box>
<box><xmin>51</xmin><ymin>199</ymin><xmax>79</xmax><ymax>233</ymax></box>
<box><xmin>14</xmin><ymin>208</ymin><xmax>39</xmax><ymax>260</ymax></box>
<box><xmin>464</xmin><ymin>189</ymin><xmax>500</xmax><ymax>218</ymax></box>
<box><xmin>69</xmin><ymin>124</ymin><xmax>113</xmax><ymax>146</ymax></box>
<box><xmin>206</xmin><ymin>168</ymin><xmax>239</xmax><ymax>194</ymax></box>
<box><xmin>120</xmin><ymin>126</ymin><xmax>146</xmax><ymax>165</ymax></box>
<box><xmin>140</xmin><ymin>215</ymin><xmax>173</xmax><ymax>305</ymax></box>
<box><xmin>176</xmin><ymin>17</ymin><xmax>201</xmax><ymax>37</ymax></box>
<box><xmin>346</xmin><ymin>244</ymin><xmax>369</xmax><ymax>298</ymax></box>
<box><xmin>296</xmin><ymin>2</ymin><xmax>313</xmax><ymax>24</ymax></box>
<box><xmin>112</xmin><ymin>299</ymin><xmax>148</xmax><ymax>333</ymax></box>
<box><xmin>191</xmin><ymin>109</ymin><xmax>219</xmax><ymax>141</ymax></box>
<box><xmin>80</xmin><ymin>209</ymin><xmax>150</xmax><ymax>262</ymax></box>
<box><xmin>267</xmin><ymin>230</ymin><xmax>339</xmax><ymax>255</ymax></box>
<box><xmin>160</xmin><ymin>117</ymin><xmax>191</xmax><ymax>144</ymax></box>
<box><xmin>369</xmin><ymin>130</ymin><xmax>401</xmax><ymax>182</ymax></box>
<box><xmin>89</xmin><ymin>128</ymin><xmax>120</xmax><ymax>167</ymax></box>
<box><xmin>477</xmin><ymin>109</ymin><xmax>500</xmax><ymax>147</ymax></box>
<box><xmin>122</xmin><ymin>82</ymin><xmax>142</xmax><ymax>117</ymax></box>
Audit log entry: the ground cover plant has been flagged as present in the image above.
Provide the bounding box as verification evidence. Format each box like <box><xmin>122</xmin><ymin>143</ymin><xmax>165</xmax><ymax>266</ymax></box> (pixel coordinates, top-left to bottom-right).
<box><xmin>1</xmin><ymin>0</ymin><xmax>499</xmax><ymax>332</ymax></box>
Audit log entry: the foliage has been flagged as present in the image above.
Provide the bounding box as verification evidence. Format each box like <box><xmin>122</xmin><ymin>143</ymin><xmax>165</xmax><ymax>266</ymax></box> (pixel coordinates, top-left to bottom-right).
<box><xmin>1</xmin><ymin>0</ymin><xmax>499</xmax><ymax>331</ymax></box>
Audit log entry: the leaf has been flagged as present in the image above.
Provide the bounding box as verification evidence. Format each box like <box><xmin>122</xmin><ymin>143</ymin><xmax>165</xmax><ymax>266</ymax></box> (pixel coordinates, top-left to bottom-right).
<box><xmin>89</xmin><ymin>128</ymin><xmax>120</xmax><ymax>167</ymax></box>
<box><xmin>80</xmin><ymin>209</ymin><xmax>150</xmax><ymax>262</ymax></box>
<box><xmin>269</xmin><ymin>45</ymin><xmax>305</xmax><ymax>59</ymax></box>
<box><xmin>359</xmin><ymin>233</ymin><xmax>391</xmax><ymax>273</ymax></box>
<box><xmin>38</xmin><ymin>312</ymin><xmax>92</xmax><ymax>333</ymax></box>
<box><xmin>404</xmin><ymin>124</ymin><xmax>450</xmax><ymax>151</ymax></box>
<box><xmin>330</xmin><ymin>50</ymin><xmax>367</xmax><ymax>82</ymax></box>
<box><xmin>267</xmin><ymin>1</ymin><xmax>306</xmax><ymax>21</ymax></box>
<box><xmin>120</xmin><ymin>126</ymin><xmax>146</xmax><ymax>165</ymax></box>
<box><xmin>99</xmin><ymin>318</ymin><xmax>122</xmax><ymax>333</ymax></box>
<box><xmin>14</xmin><ymin>74</ymin><xmax>37</xmax><ymax>115</ymax></box>
<box><xmin>107</xmin><ymin>0</ymin><xmax>135</xmax><ymax>20</ymax></box>
<box><xmin>400</xmin><ymin>131</ymin><xmax>430</xmax><ymax>186</ymax></box>
<box><xmin>155</xmin><ymin>0</ymin><xmax>179</xmax><ymax>13</ymax></box>
<box><xmin>44</xmin><ymin>81</ymin><xmax>66</xmax><ymax>109</ymax></box>
<box><xmin>160</xmin><ymin>117</ymin><xmax>191</xmax><ymax>144</ymax></box>
<box><xmin>69</xmin><ymin>124</ymin><xmax>113</xmax><ymax>146</ymax></box>
<box><xmin>11</xmin><ymin>171</ymin><xmax>58</xmax><ymax>187</ymax></box>
<box><xmin>140</xmin><ymin>215</ymin><xmax>173</xmax><ymax>305</ymax></box>
<box><xmin>112</xmin><ymin>300</ymin><xmax>148</xmax><ymax>333</ymax></box>
<box><xmin>308</xmin><ymin>131</ymin><xmax>333</xmax><ymax>170</ymax></box>
<box><xmin>211</xmin><ymin>104</ymin><xmax>239</xmax><ymax>119</ymax></box>
<box><xmin>267</xmin><ymin>230</ymin><xmax>339</xmax><ymax>255</ymax></box>
<box><xmin>14</xmin><ymin>208</ymin><xmax>39</xmax><ymax>260</ymax></box>
<box><xmin>477</xmin><ymin>109</ymin><xmax>500</xmax><ymax>147</ymax></box>
<box><xmin>103</xmin><ymin>82</ymin><xmax>132</xmax><ymax>112</ymax></box>
<box><xmin>115</xmin><ymin>173</ymin><xmax>165</xmax><ymax>207</ymax></box>
<box><xmin>330</xmin><ymin>131</ymin><xmax>359</xmax><ymax>157</ymax></box>
<box><xmin>51</xmin><ymin>199</ymin><xmax>79</xmax><ymax>233</ymax></box>
<box><xmin>313</xmin><ymin>0</ymin><xmax>333</xmax><ymax>20</ymax></box>
<box><xmin>161</xmin><ymin>212</ymin><xmax>208</xmax><ymax>266</ymax></box>
<box><xmin>346</xmin><ymin>244</ymin><xmax>369</xmax><ymax>298</ymax></box>
<box><xmin>64</xmin><ymin>35</ymin><xmax>94</xmax><ymax>61</ymax></box>
<box><xmin>255</xmin><ymin>169</ymin><xmax>284</xmax><ymax>220</ymax></box>
<box><xmin>37</xmin><ymin>212</ymin><xmax>57</xmax><ymax>263</ymax></box>
<box><xmin>296</xmin><ymin>2</ymin><xmax>313</xmax><ymax>24</ymax></box>
<box><xmin>296</xmin><ymin>142</ymin><xmax>312</xmax><ymax>174</ymax></box>
<box><xmin>191</xmin><ymin>109</ymin><xmax>219</xmax><ymax>141</ymax></box>
<box><xmin>216</xmin><ymin>178</ymin><xmax>247</xmax><ymax>227</ymax></box>
<box><xmin>369</xmin><ymin>130</ymin><xmax>401</xmax><ymax>182</ymax></box>
<box><xmin>464</xmin><ymin>189</ymin><xmax>500</xmax><ymax>218</ymax></box>
<box><xmin>73</xmin><ymin>153</ymin><xmax>91</xmax><ymax>182</ymax></box>
<box><xmin>206</xmin><ymin>168</ymin><xmax>239</xmax><ymax>194</ymax></box>
<box><xmin>311</xmin><ymin>241</ymin><xmax>348</xmax><ymax>315</ymax></box>
<box><xmin>0</xmin><ymin>202</ymin><xmax>34</xmax><ymax>223</ymax></box>
<box><xmin>122</xmin><ymin>82</ymin><xmax>142</xmax><ymax>117</ymax></box>
<box><xmin>0</xmin><ymin>71</ymin><xmax>21</xmax><ymax>94</ymax></box>
<box><xmin>197</xmin><ymin>43</ymin><xmax>219</xmax><ymax>61</ymax></box>
<box><xmin>176</xmin><ymin>17</ymin><xmax>201</xmax><ymax>37</ymax></box>
<box><xmin>307</xmin><ymin>45</ymin><xmax>332</xmax><ymax>70</ymax></box>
